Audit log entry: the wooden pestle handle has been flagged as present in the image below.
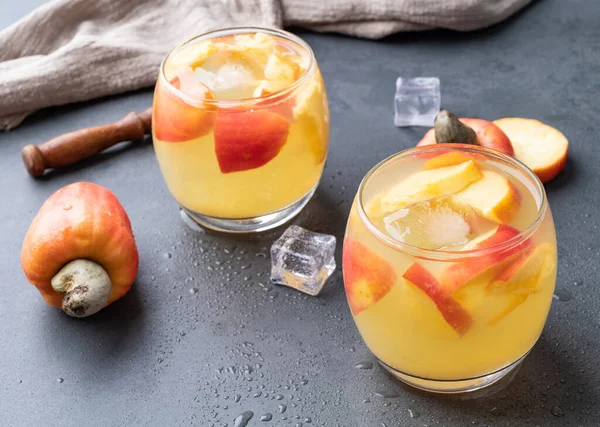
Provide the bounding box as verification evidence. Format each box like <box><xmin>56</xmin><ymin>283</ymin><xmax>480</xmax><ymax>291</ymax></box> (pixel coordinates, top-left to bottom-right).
<box><xmin>22</xmin><ymin>108</ymin><xmax>153</xmax><ymax>177</ymax></box>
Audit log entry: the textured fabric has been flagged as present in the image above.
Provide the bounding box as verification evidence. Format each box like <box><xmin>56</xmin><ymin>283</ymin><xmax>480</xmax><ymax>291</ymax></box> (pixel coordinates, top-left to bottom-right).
<box><xmin>0</xmin><ymin>0</ymin><xmax>530</xmax><ymax>130</ymax></box>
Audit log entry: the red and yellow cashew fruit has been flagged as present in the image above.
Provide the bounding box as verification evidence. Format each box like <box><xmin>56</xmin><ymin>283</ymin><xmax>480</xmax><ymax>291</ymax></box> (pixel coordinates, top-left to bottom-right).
<box><xmin>21</xmin><ymin>182</ymin><xmax>139</xmax><ymax>317</ymax></box>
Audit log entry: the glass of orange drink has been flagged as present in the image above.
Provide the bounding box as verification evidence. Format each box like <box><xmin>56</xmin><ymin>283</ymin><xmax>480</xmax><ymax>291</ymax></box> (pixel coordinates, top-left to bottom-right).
<box><xmin>343</xmin><ymin>144</ymin><xmax>557</xmax><ymax>393</ymax></box>
<box><xmin>153</xmin><ymin>28</ymin><xmax>329</xmax><ymax>233</ymax></box>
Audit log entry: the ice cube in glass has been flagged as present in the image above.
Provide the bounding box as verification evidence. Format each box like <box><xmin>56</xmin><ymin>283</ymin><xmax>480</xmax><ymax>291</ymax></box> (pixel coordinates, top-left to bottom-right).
<box><xmin>383</xmin><ymin>195</ymin><xmax>492</xmax><ymax>250</ymax></box>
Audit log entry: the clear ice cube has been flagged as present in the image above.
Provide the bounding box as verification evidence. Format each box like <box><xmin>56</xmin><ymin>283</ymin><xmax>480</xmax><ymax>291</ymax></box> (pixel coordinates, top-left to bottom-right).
<box><xmin>194</xmin><ymin>51</ymin><xmax>262</xmax><ymax>99</ymax></box>
<box><xmin>394</xmin><ymin>77</ymin><xmax>440</xmax><ymax>127</ymax></box>
<box><xmin>176</xmin><ymin>67</ymin><xmax>212</xmax><ymax>98</ymax></box>
<box><xmin>270</xmin><ymin>225</ymin><xmax>336</xmax><ymax>296</ymax></box>
<box><xmin>383</xmin><ymin>195</ymin><xmax>491</xmax><ymax>250</ymax></box>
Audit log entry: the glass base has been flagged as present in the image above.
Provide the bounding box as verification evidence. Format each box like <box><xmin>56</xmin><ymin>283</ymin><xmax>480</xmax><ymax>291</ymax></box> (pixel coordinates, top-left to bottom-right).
<box><xmin>180</xmin><ymin>187</ymin><xmax>316</xmax><ymax>234</ymax></box>
<box><xmin>379</xmin><ymin>352</ymin><xmax>528</xmax><ymax>394</ymax></box>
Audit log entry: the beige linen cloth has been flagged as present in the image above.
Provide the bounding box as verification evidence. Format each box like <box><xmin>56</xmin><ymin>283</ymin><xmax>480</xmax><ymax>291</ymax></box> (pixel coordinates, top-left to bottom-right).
<box><xmin>0</xmin><ymin>0</ymin><xmax>530</xmax><ymax>130</ymax></box>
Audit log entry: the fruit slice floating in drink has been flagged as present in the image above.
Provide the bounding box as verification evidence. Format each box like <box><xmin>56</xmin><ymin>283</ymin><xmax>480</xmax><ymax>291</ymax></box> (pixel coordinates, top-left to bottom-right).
<box><xmin>380</xmin><ymin>160</ymin><xmax>483</xmax><ymax>213</ymax></box>
<box><xmin>153</xmin><ymin>70</ymin><xmax>215</xmax><ymax>143</ymax></box>
<box><xmin>402</xmin><ymin>263</ymin><xmax>472</xmax><ymax>336</ymax></box>
<box><xmin>487</xmin><ymin>243</ymin><xmax>554</xmax><ymax>295</ymax></box>
<box><xmin>343</xmin><ymin>239</ymin><xmax>396</xmax><ymax>316</ymax></box>
<box><xmin>439</xmin><ymin>224</ymin><xmax>531</xmax><ymax>295</ymax></box>
<box><xmin>214</xmin><ymin>109</ymin><xmax>291</xmax><ymax>173</ymax></box>
<box><xmin>486</xmin><ymin>244</ymin><xmax>555</xmax><ymax>325</ymax></box>
<box><xmin>292</xmin><ymin>78</ymin><xmax>329</xmax><ymax>164</ymax></box>
<box><xmin>422</xmin><ymin>151</ymin><xmax>480</xmax><ymax>170</ymax></box>
<box><xmin>456</xmin><ymin>170</ymin><xmax>521</xmax><ymax>224</ymax></box>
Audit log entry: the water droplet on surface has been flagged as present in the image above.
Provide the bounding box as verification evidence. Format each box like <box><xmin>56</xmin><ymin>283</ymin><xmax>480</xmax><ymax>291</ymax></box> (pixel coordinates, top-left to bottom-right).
<box><xmin>304</xmin><ymin>417</ymin><xmax>312</xmax><ymax>423</ymax></box>
<box><xmin>233</xmin><ymin>394</ymin><xmax>241</xmax><ymax>403</ymax></box>
<box><xmin>355</xmin><ymin>361</ymin><xmax>373</xmax><ymax>370</ymax></box>
<box><xmin>489</xmin><ymin>406</ymin><xmax>502</xmax><ymax>416</ymax></box>
<box><xmin>374</xmin><ymin>390</ymin><xmax>399</xmax><ymax>399</ymax></box>
<box><xmin>275</xmin><ymin>394</ymin><xmax>284</xmax><ymax>400</ymax></box>
<box><xmin>57</xmin><ymin>378</ymin><xmax>64</xmax><ymax>383</ymax></box>
<box><xmin>300</xmin><ymin>379</ymin><xmax>308</xmax><ymax>385</ymax></box>
<box><xmin>260</xmin><ymin>413</ymin><xmax>272</xmax><ymax>421</ymax></box>
<box><xmin>164</xmin><ymin>252</ymin><xmax>172</xmax><ymax>259</ymax></box>
<box><xmin>551</xmin><ymin>406</ymin><xmax>565</xmax><ymax>417</ymax></box>
<box><xmin>233</xmin><ymin>411</ymin><xmax>254</xmax><ymax>427</ymax></box>
<box><xmin>63</xmin><ymin>204</ymin><xmax>72</xmax><ymax>211</ymax></box>
<box><xmin>278</xmin><ymin>404</ymin><xmax>287</xmax><ymax>413</ymax></box>
<box><xmin>189</xmin><ymin>288</ymin><xmax>199</xmax><ymax>294</ymax></box>
<box><xmin>408</xmin><ymin>408</ymin><xmax>420</xmax><ymax>418</ymax></box>
<box><xmin>553</xmin><ymin>289</ymin><xmax>572</xmax><ymax>301</ymax></box>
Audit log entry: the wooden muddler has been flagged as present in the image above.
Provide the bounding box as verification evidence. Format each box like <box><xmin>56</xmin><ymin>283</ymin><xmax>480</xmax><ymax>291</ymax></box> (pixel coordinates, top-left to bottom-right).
<box><xmin>22</xmin><ymin>108</ymin><xmax>153</xmax><ymax>177</ymax></box>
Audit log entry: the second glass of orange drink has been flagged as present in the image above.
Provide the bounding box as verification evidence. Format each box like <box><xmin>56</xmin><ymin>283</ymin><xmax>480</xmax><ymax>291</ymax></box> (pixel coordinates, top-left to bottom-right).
<box><xmin>153</xmin><ymin>28</ymin><xmax>329</xmax><ymax>232</ymax></box>
<box><xmin>343</xmin><ymin>144</ymin><xmax>557</xmax><ymax>393</ymax></box>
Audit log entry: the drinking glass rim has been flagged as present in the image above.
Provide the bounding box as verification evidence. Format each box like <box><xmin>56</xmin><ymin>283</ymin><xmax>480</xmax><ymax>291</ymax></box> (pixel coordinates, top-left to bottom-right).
<box><xmin>158</xmin><ymin>26</ymin><xmax>316</xmax><ymax>107</ymax></box>
<box><xmin>356</xmin><ymin>144</ymin><xmax>549</xmax><ymax>261</ymax></box>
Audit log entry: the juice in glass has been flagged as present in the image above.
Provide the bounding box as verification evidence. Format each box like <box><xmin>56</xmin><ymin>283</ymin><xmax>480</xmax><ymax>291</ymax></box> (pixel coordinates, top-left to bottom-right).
<box><xmin>153</xmin><ymin>28</ymin><xmax>329</xmax><ymax>232</ymax></box>
<box><xmin>343</xmin><ymin>145</ymin><xmax>557</xmax><ymax>393</ymax></box>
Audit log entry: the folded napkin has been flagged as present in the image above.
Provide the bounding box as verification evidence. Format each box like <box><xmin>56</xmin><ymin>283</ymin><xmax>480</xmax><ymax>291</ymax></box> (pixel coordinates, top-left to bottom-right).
<box><xmin>0</xmin><ymin>0</ymin><xmax>530</xmax><ymax>130</ymax></box>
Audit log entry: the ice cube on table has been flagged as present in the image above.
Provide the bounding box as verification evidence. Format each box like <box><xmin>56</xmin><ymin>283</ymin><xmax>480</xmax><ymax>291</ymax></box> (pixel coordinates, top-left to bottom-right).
<box><xmin>383</xmin><ymin>195</ymin><xmax>492</xmax><ymax>250</ymax></box>
<box><xmin>394</xmin><ymin>77</ymin><xmax>440</xmax><ymax>127</ymax></box>
<box><xmin>270</xmin><ymin>225</ymin><xmax>336</xmax><ymax>296</ymax></box>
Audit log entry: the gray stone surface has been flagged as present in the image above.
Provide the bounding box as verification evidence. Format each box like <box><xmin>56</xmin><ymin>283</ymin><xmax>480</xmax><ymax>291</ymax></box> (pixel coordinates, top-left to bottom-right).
<box><xmin>1</xmin><ymin>0</ymin><xmax>599</xmax><ymax>425</ymax></box>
